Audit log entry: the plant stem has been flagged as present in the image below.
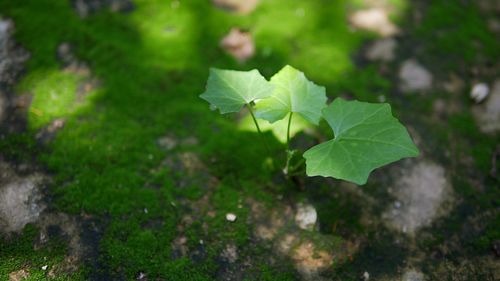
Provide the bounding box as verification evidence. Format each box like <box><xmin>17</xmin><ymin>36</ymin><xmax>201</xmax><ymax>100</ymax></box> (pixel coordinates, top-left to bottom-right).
<box><xmin>286</xmin><ymin>112</ymin><xmax>293</xmax><ymax>150</ymax></box>
<box><xmin>284</xmin><ymin>112</ymin><xmax>294</xmax><ymax>177</ymax></box>
<box><xmin>247</xmin><ymin>103</ymin><xmax>263</xmax><ymax>135</ymax></box>
<box><xmin>246</xmin><ymin>103</ymin><xmax>271</xmax><ymax>155</ymax></box>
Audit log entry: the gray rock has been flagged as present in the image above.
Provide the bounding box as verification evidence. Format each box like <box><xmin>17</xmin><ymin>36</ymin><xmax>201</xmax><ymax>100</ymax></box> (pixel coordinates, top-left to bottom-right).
<box><xmin>0</xmin><ymin>92</ymin><xmax>5</xmax><ymax>123</ymax></box>
<box><xmin>349</xmin><ymin>8</ymin><xmax>399</xmax><ymax>37</ymax></box>
<box><xmin>72</xmin><ymin>0</ymin><xmax>134</xmax><ymax>18</ymax></box>
<box><xmin>221</xmin><ymin>244</ymin><xmax>238</xmax><ymax>263</ymax></box>
<box><xmin>366</xmin><ymin>38</ymin><xmax>397</xmax><ymax>62</ymax></box>
<box><xmin>212</xmin><ymin>0</ymin><xmax>260</xmax><ymax>15</ymax></box>
<box><xmin>383</xmin><ymin>161</ymin><xmax>453</xmax><ymax>234</ymax></box>
<box><xmin>294</xmin><ymin>203</ymin><xmax>317</xmax><ymax>231</ymax></box>
<box><xmin>0</xmin><ymin>19</ymin><xmax>30</xmax><ymax>87</ymax></box>
<box><xmin>402</xmin><ymin>269</ymin><xmax>425</xmax><ymax>281</ymax></box>
<box><xmin>472</xmin><ymin>79</ymin><xmax>500</xmax><ymax>133</ymax></box>
<box><xmin>399</xmin><ymin>60</ymin><xmax>433</xmax><ymax>93</ymax></box>
<box><xmin>0</xmin><ymin>161</ymin><xmax>47</xmax><ymax>233</ymax></box>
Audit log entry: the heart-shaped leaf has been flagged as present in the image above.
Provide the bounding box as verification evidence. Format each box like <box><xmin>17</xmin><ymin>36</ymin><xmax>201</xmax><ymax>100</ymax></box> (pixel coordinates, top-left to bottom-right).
<box><xmin>200</xmin><ymin>68</ymin><xmax>274</xmax><ymax>114</ymax></box>
<box><xmin>304</xmin><ymin>98</ymin><xmax>419</xmax><ymax>185</ymax></box>
<box><xmin>255</xmin><ymin>65</ymin><xmax>327</xmax><ymax>125</ymax></box>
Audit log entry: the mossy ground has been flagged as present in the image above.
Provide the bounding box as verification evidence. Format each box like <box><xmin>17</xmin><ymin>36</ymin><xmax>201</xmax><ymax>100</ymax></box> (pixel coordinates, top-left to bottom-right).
<box><xmin>0</xmin><ymin>0</ymin><xmax>499</xmax><ymax>280</ymax></box>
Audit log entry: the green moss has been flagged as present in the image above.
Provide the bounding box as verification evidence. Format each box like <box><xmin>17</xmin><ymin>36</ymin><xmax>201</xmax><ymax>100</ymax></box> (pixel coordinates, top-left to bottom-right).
<box><xmin>7</xmin><ymin>0</ymin><xmax>491</xmax><ymax>279</ymax></box>
<box><xmin>448</xmin><ymin>113</ymin><xmax>497</xmax><ymax>174</ymax></box>
<box><xmin>0</xmin><ymin>133</ymin><xmax>37</xmax><ymax>161</ymax></box>
<box><xmin>0</xmin><ymin>225</ymin><xmax>85</xmax><ymax>280</ymax></box>
<box><xmin>328</xmin><ymin>66</ymin><xmax>391</xmax><ymax>103</ymax></box>
<box><xmin>208</xmin><ymin>182</ymin><xmax>251</xmax><ymax>246</ymax></box>
<box><xmin>415</xmin><ymin>0</ymin><xmax>500</xmax><ymax>69</ymax></box>
<box><xmin>19</xmin><ymin>70</ymin><xmax>94</xmax><ymax>129</ymax></box>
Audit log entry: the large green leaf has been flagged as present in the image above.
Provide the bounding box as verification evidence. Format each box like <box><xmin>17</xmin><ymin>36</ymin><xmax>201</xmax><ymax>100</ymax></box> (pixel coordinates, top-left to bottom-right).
<box><xmin>304</xmin><ymin>98</ymin><xmax>419</xmax><ymax>185</ymax></box>
<box><xmin>255</xmin><ymin>65</ymin><xmax>327</xmax><ymax>125</ymax></box>
<box><xmin>200</xmin><ymin>68</ymin><xmax>274</xmax><ymax>114</ymax></box>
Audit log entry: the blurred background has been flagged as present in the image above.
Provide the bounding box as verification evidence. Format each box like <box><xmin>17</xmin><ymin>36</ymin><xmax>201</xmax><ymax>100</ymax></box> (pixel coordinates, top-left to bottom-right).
<box><xmin>0</xmin><ymin>0</ymin><xmax>499</xmax><ymax>280</ymax></box>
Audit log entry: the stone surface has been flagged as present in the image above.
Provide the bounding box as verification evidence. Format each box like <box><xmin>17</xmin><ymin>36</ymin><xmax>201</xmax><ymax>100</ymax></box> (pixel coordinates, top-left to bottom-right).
<box><xmin>72</xmin><ymin>0</ymin><xmax>135</xmax><ymax>18</ymax></box>
<box><xmin>212</xmin><ymin>0</ymin><xmax>260</xmax><ymax>15</ymax></box>
<box><xmin>399</xmin><ymin>60</ymin><xmax>433</xmax><ymax>93</ymax></box>
<box><xmin>0</xmin><ymin>19</ymin><xmax>30</xmax><ymax>88</ymax></box>
<box><xmin>383</xmin><ymin>161</ymin><xmax>453</xmax><ymax>234</ymax></box>
<box><xmin>8</xmin><ymin>269</ymin><xmax>30</xmax><ymax>281</ymax></box>
<box><xmin>294</xmin><ymin>203</ymin><xmax>317</xmax><ymax>231</ymax></box>
<box><xmin>220</xmin><ymin>28</ymin><xmax>255</xmax><ymax>63</ymax></box>
<box><xmin>247</xmin><ymin>198</ymin><xmax>356</xmax><ymax>281</ymax></box>
<box><xmin>365</xmin><ymin>38</ymin><xmax>397</xmax><ymax>62</ymax></box>
<box><xmin>291</xmin><ymin>242</ymin><xmax>334</xmax><ymax>281</ymax></box>
<box><xmin>221</xmin><ymin>244</ymin><xmax>238</xmax><ymax>263</ymax></box>
<box><xmin>472</xmin><ymin>79</ymin><xmax>500</xmax><ymax>133</ymax></box>
<box><xmin>0</xmin><ymin>161</ymin><xmax>47</xmax><ymax>233</ymax></box>
<box><xmin>35</xmin><ymin>118</ymin><xmax>66</xmax><ymax>144</ymax></box>
<box><xmin>349</xmin><ymin>8</ymin><xmax>399</xmax><ymax>37</ymax></box>
<box><xmin>57</xmin><ymin>42</ymin><xmax>90</xmax><ymax>75</ymax></box>
<box><xmin>0</xmin><ymin>91</ymin><xmax>5</xmax><ymax>123</ymax></box>
<box><xmin>402</xmin><ymin>269</ymin><xmax>425</xmax><ymax>281</ymax></box>
<box><xmin>157</xmin><ymin>135</ymin><xmax>178</xmax><ymax>150</ymax></box>
<box><xmin>442</xmin><ymin>74</ymin><xmax>465</xmax><ymax>94</ymax></box>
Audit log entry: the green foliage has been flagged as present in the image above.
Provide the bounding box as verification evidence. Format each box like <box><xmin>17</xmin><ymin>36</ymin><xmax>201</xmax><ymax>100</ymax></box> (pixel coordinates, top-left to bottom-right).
<box><xmin>255</xmin><ymin>65</ymin><xmax>327</xmax><ymax>125</ymax></box>
<box><xmin>303</xmin><ymin>99</ymin><xmax>419</xmax><ymax>185</ymax></box>
<box><xmin>200</xmin><ymin>68</ymin><xmax>274</xmax><ymax>114</ymax></box>
<box><xmin>201</xmin><ymin>66</ymin><xmax>418</xmax><ymax>185</ymax></box>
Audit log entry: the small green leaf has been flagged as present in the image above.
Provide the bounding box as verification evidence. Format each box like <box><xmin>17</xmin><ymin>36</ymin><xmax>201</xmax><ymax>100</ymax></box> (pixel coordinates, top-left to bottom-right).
<box><xmin>304</xmin><ymin>98</ymin><xmax>419</xmax><ymax>185</ymax></box>
<box><xmin>255</xmin><ymin>65</ymin><xmax>327</xmax><ymax>125</ymax></box>
<box><xmin>200</xmin><ymin>68</ymin><xmax>274</xmax><ymax>114</ymax></box>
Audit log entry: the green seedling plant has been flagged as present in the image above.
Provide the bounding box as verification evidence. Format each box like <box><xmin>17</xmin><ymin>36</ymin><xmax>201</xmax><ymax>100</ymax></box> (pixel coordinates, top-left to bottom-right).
<box><xmin>200</xmin><ymin>65</ymin><xmax>419</xmax><ymax>185</ymax></box>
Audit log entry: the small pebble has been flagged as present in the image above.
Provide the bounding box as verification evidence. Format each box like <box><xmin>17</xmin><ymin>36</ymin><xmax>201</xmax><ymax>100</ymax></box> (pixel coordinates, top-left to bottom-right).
<box><xmin>295</xmin><ymin>203</ymin><xmax>317</xmax><ymax>231</ymax></box>
<box><xmin>470</xmin><ymin>83</ymin><xmax>489</xmax><ymax>103</ymax></box>
<box><xmin>137</xmin><ymin>272</ymin><xmax>146</xmax><ymax>280</ymax></box>
<box><xmin>226</xmin><ymin>213</ymin><xmax>237</xmax><ymax>222</ymax></box>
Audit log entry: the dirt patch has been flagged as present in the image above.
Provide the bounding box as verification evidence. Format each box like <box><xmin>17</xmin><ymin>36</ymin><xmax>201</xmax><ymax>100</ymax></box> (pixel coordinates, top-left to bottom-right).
<box><xmin>248</xmin><ymin>198</ymin><xmax>358</xmax><ymax>281</ymax></box>
<box><xmin>220</xmin><ymin>28</ymin><xmax>255</xmax><ymax>63</ymax></box>
<box><xmin>349</xmin><ymin>8</ymin><xmax>399</xmax><ymax>37</ymax></box>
